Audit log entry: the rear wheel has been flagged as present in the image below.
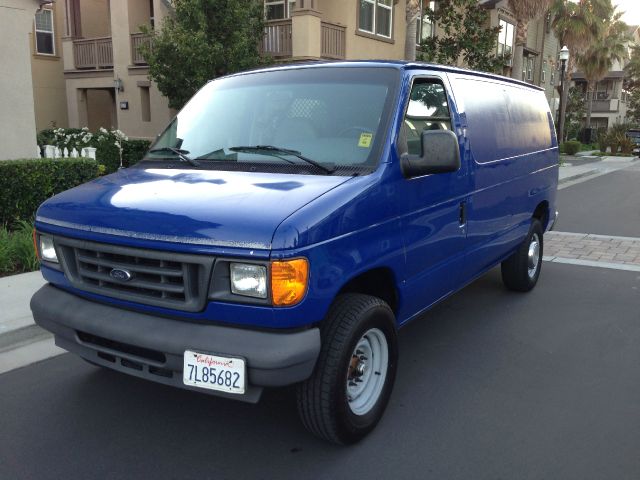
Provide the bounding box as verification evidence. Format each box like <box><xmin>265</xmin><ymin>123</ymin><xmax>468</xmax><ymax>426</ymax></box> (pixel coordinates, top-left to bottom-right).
<box><xmin>501</xmin><ymin>219</ymin><xmax>543</xmax><ymax>292</ymax></box>
<box><xmin>296</xmin><ymin>294</ymin><xmax>398</xmax><ymax>445</ymax></box>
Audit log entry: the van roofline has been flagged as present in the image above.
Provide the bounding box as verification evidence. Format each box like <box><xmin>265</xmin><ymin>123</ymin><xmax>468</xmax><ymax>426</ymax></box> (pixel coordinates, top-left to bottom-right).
<box><xmin>215</xmin><ymin>60</ymin><xmax>544</xmax><ymax>91</ymax></box>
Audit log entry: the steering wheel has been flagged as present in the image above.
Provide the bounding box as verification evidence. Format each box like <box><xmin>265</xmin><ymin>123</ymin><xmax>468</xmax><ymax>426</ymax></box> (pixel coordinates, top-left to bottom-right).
<box><xmin>338</xmin><ymin>126</ymin><xmax>371</xmax><ymax>137</ymax></box>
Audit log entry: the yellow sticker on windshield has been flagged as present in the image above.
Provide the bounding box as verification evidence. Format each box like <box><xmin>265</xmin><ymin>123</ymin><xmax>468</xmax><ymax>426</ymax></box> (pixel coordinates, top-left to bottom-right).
<box><xmin>358</xmin><ymin>133</ymin><xmax>373</xmax><ymax>148</ymax></box>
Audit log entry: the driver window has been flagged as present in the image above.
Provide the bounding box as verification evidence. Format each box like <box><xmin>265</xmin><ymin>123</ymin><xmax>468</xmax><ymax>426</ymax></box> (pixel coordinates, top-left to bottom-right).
<box><xmin>401</xmin><ymin>79</ymin><xmax>451</xmax><ymax>155</ymax></box>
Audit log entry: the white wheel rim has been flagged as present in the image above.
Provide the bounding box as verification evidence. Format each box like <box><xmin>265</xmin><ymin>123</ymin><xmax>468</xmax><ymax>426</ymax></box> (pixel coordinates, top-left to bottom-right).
<box><xmin>346</xmin><ymin>328</ymin><xmax>389</xmax><ymax>416</ymax></box>
<box><xmin>528</xmin><ymin>232</ymin><xmax>540</xmax><ymax>279</ymax></box>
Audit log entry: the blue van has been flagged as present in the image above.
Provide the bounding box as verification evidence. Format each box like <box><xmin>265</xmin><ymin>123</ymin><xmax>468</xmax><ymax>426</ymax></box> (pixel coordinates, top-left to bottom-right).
<box><xmin>31</xmin><ymin>61</ymin><xmax>559</xmax><ymax>444</ymax></box>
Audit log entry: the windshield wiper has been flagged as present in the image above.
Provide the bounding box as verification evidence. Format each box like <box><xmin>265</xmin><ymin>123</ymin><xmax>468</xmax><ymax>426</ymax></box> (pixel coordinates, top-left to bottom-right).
<box><xmin>228</xmin><ymin>145</ymin><xmax>334</xmax><ymax>174</ymax></box>
<box><xmin>147</xmin><ymin>147</ymin><xmax>201</xmax><ymax>167</ymax></box>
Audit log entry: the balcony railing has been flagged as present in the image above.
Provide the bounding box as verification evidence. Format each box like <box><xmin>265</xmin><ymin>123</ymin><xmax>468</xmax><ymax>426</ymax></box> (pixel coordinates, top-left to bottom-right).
<box><xmin>73</xmin><ymin>37</ymin><xmax>113</xmax><ymax>69</ymax></box>
<box><xmin>261</xmin><ymin>19</ymin><xmax>346</xmax><ymax>60</ymax></box>
<box><xmin>263</xmin><ymin>20</ymin><xmax>292</xmax><ymax>58</ymax></box>
<box><xmin>321</xmin><ymin>22</ymin><xmax>345</xmax><ymax>59</ymax></box>
<box><xmin>590</xmin><ymin>99</ymin><xmax>620</xmax><ymax>113</ymax></box>
<box><xmin>131</xmin><ymin>33</ymin><xmax>151</xmax><ymax>65</ymax></box>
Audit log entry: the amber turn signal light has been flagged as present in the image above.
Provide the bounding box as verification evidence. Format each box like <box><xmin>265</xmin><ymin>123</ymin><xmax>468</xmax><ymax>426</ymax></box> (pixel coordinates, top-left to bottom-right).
<box><xmin>32</xmin><ymin>230</ymin><xmax>39</xmax><ymax>260</ymax></box>
<box><xmin>270</xmin><ymin>258</ymin><xmax>309</xmax><ymax>307</ymax></box>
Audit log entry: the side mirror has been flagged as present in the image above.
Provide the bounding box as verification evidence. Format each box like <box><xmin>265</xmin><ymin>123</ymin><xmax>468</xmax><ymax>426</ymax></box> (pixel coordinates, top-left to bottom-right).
<box><xmin>401</xmin><ymin>130</ymin><xmax>461</xmax><ymax>178</ymax></box>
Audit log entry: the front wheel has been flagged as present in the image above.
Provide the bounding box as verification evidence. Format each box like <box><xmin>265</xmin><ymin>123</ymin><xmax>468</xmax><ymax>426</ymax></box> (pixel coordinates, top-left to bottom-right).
<box><xmin>501</xmin><ymin>219</ymin><xmax>543</xmax><ymax>292</ymax></box>
<box><xmin>296</xmin><ymin>294</ymin><xmax>398</xmax><ymax>445</ymax></box>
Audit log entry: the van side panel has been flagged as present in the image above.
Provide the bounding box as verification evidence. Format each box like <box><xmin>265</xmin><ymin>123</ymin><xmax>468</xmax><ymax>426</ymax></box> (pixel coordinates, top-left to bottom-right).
<box><xmin>448</xmin><ymin>74</ymin><xmax>559</xmax><ymax>281</ymax></box>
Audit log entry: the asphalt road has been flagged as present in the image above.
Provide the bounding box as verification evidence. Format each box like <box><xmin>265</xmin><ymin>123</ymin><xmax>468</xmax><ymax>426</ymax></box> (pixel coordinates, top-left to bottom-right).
<box><xmin>2</xmin><ymin>169</ymin><xmax>640</xmax><ymax>480</ymax></box>
<box><xmin>556</xmin><ymin>162</ymin><xmax>640</xmax><ymax>237</ymax></box>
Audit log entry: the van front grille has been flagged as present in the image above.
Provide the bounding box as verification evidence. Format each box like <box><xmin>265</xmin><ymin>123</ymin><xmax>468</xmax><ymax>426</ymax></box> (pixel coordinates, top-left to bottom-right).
<box><xmin>55</xmin><ymin>237</ymin><xmax>214</xmax><ymax>312</ymax></box>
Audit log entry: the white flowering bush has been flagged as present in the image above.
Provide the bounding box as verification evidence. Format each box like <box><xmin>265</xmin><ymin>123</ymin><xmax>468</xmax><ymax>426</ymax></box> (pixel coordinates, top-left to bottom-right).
<box><xmin>38</xmin><ymin>127</ymin><xmax>148</xmax><ymax>174</ymax></box>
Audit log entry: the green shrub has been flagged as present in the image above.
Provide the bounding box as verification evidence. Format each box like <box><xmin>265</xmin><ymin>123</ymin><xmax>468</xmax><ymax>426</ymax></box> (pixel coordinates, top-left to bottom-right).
<box><xmin>0</xmin><ymin>158</ymin><xmax>99</xmax><ymax>226</ymax></box>
<box><xmin>0</xmin><ymin>221</ymin><xmax>39</xmax><ymax>276</ymax></box>
<box><xmin>562</xmin><ymin>140</ymin><xmax>581</xmax><ymax>155</ymax></box>
<box><xmin>124</xmin><ymin>139</ymin><xmax>151</xmax><ymax>167</ymax></box>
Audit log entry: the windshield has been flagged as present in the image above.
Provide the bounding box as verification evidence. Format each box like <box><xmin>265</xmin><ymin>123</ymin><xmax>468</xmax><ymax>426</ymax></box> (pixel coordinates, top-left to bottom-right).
<box><xmin>145</xmin><ymin>67</ymin><xmax>400</xmax><ymax>174</ymax></box>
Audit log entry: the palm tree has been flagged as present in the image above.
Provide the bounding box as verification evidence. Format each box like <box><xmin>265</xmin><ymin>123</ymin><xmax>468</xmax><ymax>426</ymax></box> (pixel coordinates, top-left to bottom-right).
<box><xmin>507</xmin><ymin>0</ymin><xmax>554</xmax><ymax>80</ymax></box>
<box><xmin>577</xmin><ymin>13</ymin><xmax>630</xmax><ymax>127</ymax></box>
<box><xmin>552</xmin><ymin>0</ymin><xmax>618</xmax><ymax>69</ymax></box>
<box><xmin>551</xmin><ymin>0</ymin><xmax>610</xmax><ymax>141</ymax></box>
<box><xmin>405</xmin><ymin>0</ymin><xmax>422</xmax><ymax>61</ymax></box>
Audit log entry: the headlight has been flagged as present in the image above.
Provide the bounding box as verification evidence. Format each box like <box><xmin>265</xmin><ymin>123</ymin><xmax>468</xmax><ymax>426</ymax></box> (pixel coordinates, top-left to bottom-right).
<box><xmin>39</xmin><ymin>235</ymin><xmax>58</xmax><ymax>263</ymax></box>
<box><xmin>230</xmin><ymin>263</ymin><xmax>267</xmax><ymax>299</ymax></box>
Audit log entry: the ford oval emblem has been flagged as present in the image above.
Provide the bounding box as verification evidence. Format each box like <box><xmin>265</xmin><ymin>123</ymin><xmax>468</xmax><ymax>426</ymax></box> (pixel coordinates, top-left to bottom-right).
<box><xmin>109</xmin><ymin>268</ymin><xmax>132</xmax><ymax>282</ymax></box>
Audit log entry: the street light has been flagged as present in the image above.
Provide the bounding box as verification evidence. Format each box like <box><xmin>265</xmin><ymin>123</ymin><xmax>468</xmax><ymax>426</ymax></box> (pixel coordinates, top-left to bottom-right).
<box><xmin>557</xmin><ymin>45</ymin><xmax>570</xmax><ymax>145</ymax></box>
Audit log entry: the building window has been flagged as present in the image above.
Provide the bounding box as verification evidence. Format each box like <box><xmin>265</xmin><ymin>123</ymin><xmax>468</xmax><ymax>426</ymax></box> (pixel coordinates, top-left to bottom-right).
<box><xmin>265</xmin><ymin>0</ymin><xmax>297</xmax><ymax>20</ymax></box>
<box><xmin>35</xmin><ymin>8</ymin><xmax>55</xmax><ymax>55</ymax></box>
<box><xmin>359</xmin><ymin>0</ymin><xmax>393</xmax><ymax>39</ymax></box>
<box><xmin>542</xmin><ymin>60</ymin><xmax>547</xmax><ymax>83</ymax></box>
<box><xmin>416</xmin><ymin>0</ymin><xmax>435</xmax><ymax>46</ymax></box>
<box><xmin>140</xmin><ymin>87</ymin><xmax>151</xmax><ymax>122</ymax></box>
<box><xmin>497</xmin><ymin>18</ymin><xmax>514</xmax><ymax>63</ymax></box>
<box><xmin>524</xmin><ymin>57</ymin><xmax>534</xmax><ymax>82</ymax></box>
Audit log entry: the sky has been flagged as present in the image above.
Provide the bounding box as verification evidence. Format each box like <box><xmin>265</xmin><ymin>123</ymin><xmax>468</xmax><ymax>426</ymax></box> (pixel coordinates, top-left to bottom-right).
<box><xmin>613</xmin><ymin>0</ymin><xmax>640</xmax><ymax>26</ymax></box>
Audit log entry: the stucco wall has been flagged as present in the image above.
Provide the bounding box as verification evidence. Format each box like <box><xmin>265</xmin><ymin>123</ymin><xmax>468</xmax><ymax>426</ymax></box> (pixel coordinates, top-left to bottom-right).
<box><xmin>30</xmin><ymin>2</ymin><xmax>69</xmax><ymax>131</ymax></box>
<box><xmin>81</xmin><ymin>0</ymin><xmax>111</xmax><ymax>38</ymax></box>
<box><xmin>0</xmin><ymin>0</ymin><xmax>40</xmax><ymax>159</ymax></box>
<box><xmin>321</xmin><ymin>0</ymin><xmax>405</xmax><ymax>60</ymax></box>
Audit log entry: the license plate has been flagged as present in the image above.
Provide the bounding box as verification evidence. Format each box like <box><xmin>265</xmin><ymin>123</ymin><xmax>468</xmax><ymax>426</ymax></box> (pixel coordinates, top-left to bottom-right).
<box><xmin>183</xmin><ymin>350</ymin><xmax>246</xmax><ymax>394</ymax></box>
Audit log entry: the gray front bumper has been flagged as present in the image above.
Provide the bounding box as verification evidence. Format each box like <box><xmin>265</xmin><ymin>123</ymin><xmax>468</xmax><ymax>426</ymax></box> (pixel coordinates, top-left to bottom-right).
<box><xmin>31</xmin><ymin>285</ymin><xmax>321</xmax><ymax>403</ymax></box>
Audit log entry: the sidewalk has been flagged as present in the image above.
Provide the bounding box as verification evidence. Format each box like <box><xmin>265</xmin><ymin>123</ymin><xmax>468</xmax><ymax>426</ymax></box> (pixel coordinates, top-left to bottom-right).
<box><xmin>0</xmin><ymin>271</ymin><xmax>63</xmax><ymax>374</ymax></box>
<box><xmin>559</xmin><ymin>154</ymin><xmax>637</xmax><ymax>185</ymax></box>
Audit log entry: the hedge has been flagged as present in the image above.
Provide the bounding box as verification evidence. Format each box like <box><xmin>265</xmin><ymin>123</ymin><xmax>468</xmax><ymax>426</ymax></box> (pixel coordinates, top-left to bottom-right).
<box><xmin>98</xmin><ymin>138</ymin><xmax>152</xmax><ymax>173</ymax></box>
<box><xmin>0</xmin><ymin>158</ymin><xmax>99</xmax><ymax>226</ymax></box>
<box><xmin>561</xmin><ymin>140</ymin><xmax>581</xmax><ymax>156</ymax></box>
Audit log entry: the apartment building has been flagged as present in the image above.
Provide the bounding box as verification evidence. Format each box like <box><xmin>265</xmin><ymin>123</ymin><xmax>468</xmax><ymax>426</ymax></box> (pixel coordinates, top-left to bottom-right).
<box><xmin>571</xmin><ymin>25</ymin><xmax>639</xmax><ymax>129</ymax></box>
<box><xmin>0</xmin><ymin>0</ymin><xmax>43</xmax><ymax>159</ymax></box>
<box><xmin>483</xmin><ymin>0</ymin><xmax>561</xmax><ymax>113</ymax></box>
<box><xmin>16</xmin><ymin>0</ymin><xmax>564</xmax><ymax>145</ymax></box>
<box><xmin>60</xmin><ymin>0</ymin><xmax>172</xmax><ymax>139</ymax></box>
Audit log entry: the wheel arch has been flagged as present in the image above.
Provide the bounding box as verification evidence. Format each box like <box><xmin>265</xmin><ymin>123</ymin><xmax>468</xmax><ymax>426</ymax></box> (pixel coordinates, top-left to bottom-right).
<box><xmin>336</xmin><ymin>267</ymin><xmax>399</xmax><ymax>316</ymax></box>
<box><xmin>533</xmin><ymin>200</ymin><xmax>550</xmax><ymax>230</ymax></box>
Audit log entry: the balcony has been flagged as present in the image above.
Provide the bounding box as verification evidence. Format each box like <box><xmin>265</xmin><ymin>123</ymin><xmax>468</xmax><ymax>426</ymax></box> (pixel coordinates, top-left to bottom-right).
<box><xmin>261</xmin><ymin>20</ymin><xmax>346</xmax><ymax>60</ymax></box>
<box><xmin>131</xmin><ymin>33</ymin><xmax>151</xmax><ymax>65</ymax></box>
<box><xmin>589</xmin><ymin>99</ymin><xmax>620</xmax><ymax>113</ymax></box>
<box><xmin>72</xmin><ymin>37</ymin><xmax>113</xmax><ymax>69</ymax></box>
<box><xmin>263</xmin><ymin>20</ymin><xmax>292</xmax><ymax>58</ymax></box>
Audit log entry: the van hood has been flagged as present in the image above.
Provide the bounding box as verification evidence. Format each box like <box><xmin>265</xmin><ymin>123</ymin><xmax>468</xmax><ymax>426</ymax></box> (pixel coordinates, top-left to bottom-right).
<box><xmin>36</xmin><ymin>168</ymin><xmax>353</xmax><ymax>250</ymax></box>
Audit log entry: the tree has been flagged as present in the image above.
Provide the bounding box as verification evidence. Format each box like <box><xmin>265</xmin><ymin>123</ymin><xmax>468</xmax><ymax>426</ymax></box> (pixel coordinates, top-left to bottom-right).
<box><xmin>577</xmin><ymin>12</ymin><xmax>629</xmax><ymax>127</ymax></box>
<box><xmin>140</xmin><ymin>0</ymin><xmax>265</xmax><ymax>110</ymax></box>
<box><xmin>507</xmin><ymin>0</ymin><xmax>554</xmax><ymax>80</ymax></box>
<box><xmin>564</xmin><ymin>86</ymin><xmax>587</xmax><ymax>139</ymax></box>
<box><xmin>405</xmin><ymin>0</ymin><xmax>422</xmax><ymax>61</ymax></box>
<box><xmin>418</xmin><ymin>0</ymin><xmax>503</xmax><ymax>73</ymax></box>
<box><xmin>551</xmin><ymin>0</ymin><xmax>613</xmax><ymax>139</ymax></box>
<box><xmin>627</xmin><ymin>89</ymin><xmax>640</xmax><ymax>124</ymax></box>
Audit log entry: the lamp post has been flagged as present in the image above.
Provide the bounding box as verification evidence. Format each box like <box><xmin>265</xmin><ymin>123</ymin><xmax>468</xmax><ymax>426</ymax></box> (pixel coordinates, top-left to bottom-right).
<box><xmin>557</xmin><ymin>45</ymin><xmax>570</xmax><ymax>144</ymax></box>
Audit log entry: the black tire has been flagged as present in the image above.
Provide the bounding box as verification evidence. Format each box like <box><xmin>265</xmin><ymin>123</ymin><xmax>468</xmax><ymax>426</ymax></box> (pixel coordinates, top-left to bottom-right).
<box><xmin>296</xmin><ymin>294</ymin><xmax>398</xmax><ymax>445</ymax></box>
<box><xmin>501</xmin><ymin>218</ymin><xmax>544</xmax><ymax>292</ymax></box>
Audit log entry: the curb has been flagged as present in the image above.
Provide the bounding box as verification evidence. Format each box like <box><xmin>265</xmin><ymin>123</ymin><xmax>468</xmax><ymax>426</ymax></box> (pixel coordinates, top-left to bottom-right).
<box><xmin>558</xmin><ymin>168</ymin><xmax>599</xmax><ymax>185</ymax></box>
<box><xmin>0</xmin><ymin>324</ymin><xmax>51</xmax><ymax>354</ymax></box>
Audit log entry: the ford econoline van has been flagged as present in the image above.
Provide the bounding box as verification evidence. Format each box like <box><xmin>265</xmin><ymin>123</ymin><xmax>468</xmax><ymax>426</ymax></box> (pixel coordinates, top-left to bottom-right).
<box><xmin>31</xmin><ymin>61</ymin><xmax>559</xmax><ymax>444</ymax></box>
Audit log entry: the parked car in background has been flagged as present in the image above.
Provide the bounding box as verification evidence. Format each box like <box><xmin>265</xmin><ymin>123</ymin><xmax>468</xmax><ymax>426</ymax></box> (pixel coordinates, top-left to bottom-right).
<box><xmin>31</xmin><ymin>61</ymin><xmax>559</xmax><ymax>444</ymax></box>
<box><xmin>626</xmin><ymin>128</ymin><xmax>640</xmax><ymax>154</ymax></box>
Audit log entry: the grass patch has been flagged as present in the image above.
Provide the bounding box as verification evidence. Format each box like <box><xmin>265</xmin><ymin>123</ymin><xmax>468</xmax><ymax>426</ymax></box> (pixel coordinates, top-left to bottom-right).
<box><xmin>0</xmin><ymin>221</ymin><xmax>39</xmax><ymax>277</ymax></box>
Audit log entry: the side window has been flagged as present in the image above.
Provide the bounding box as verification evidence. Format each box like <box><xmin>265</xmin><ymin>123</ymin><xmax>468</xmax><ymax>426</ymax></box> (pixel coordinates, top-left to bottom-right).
<box><xmin>401</xmin><ymin>79</ymin><xmax>451</xmax><ymax>155</ymax></box>
<box><xmin>35</xmin><ymin>8</ymin><xmax>55</xmax><ymax>55</ymax></box>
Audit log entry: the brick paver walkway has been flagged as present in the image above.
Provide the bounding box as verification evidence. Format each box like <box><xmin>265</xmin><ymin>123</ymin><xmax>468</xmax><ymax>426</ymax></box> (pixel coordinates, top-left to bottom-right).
<box><xmin>545</xmin><ymin>231</ymin><xmax>640</xmax><ymax>267</ymax></box>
